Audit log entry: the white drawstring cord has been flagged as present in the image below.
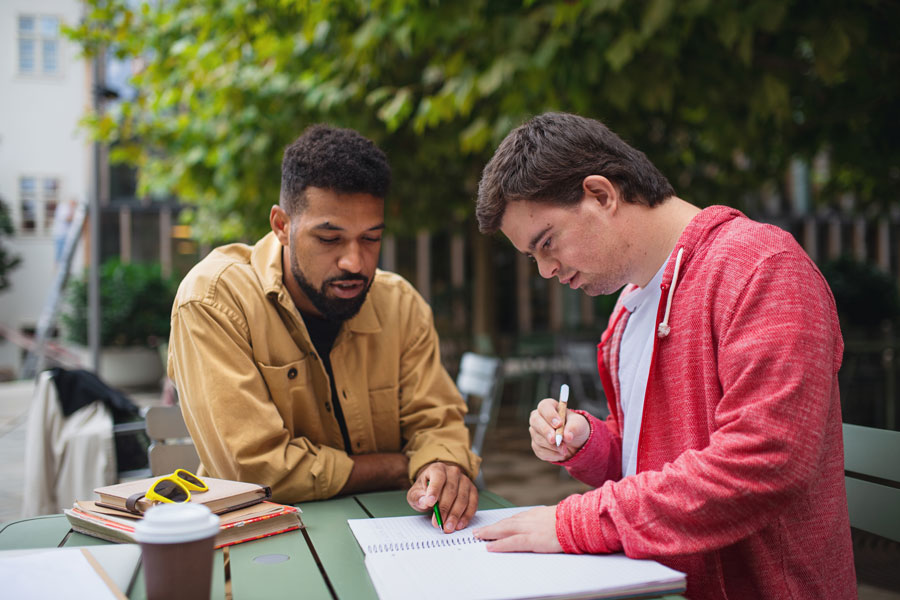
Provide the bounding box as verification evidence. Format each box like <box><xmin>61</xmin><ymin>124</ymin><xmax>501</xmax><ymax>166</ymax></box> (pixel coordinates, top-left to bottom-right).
<box><xmin>657</xmin><ymin>247</ymin><xmax>684</xmax><ymax>338</ymax></box>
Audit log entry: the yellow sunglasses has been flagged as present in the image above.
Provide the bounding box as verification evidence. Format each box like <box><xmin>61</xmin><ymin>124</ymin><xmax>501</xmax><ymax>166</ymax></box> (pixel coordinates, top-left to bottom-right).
<box><xmin>145</xmin><ymin>469</ymin><xmax>208</xmax><ymax>505</ymax></box>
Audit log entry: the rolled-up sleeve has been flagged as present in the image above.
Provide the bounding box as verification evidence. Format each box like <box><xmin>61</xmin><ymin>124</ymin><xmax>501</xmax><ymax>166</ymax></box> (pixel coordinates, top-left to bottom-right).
<box><xmin>396</xmin><ymin>300</ymin><xmax>481</xmax><ymax>482</ymax></box>
<box><xmin>168</xmin><ymin>299</ymin><xmax>355</xmax><ymax>502</ymax></box>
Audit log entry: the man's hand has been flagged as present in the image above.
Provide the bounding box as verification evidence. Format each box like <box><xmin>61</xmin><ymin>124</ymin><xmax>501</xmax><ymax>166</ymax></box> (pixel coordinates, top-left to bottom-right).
<box><xmin>407</xmin><ymin>462</ymin><xmax>478</xmax><ymax>533</ymax></box>
<box><xmin>530</xmin><ymin>398</ymin><xmax>590</xmax><ymax>462</ymax></box>
<box><xmin>473</xmin><ymin>505</ymin><xmax>562</xmax><ymax>553</ymax></box>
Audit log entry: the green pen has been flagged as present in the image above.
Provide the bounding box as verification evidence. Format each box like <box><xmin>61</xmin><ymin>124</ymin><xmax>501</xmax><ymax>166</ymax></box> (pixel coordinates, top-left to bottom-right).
<box><xmin>426</xmin><ymin>478</ymin><xmax>444</xmax><ymax>530</ymax></box>
<box><xmin>433</xmin><ymin>503</ymin><xmax>443</xmax><ymax>530</ymax></box>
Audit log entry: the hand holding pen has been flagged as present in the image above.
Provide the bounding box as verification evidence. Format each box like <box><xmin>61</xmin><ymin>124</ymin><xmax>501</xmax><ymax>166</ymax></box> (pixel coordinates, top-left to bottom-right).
<box><xmin>528</xmin><ymin>383</ymin><xmax>591</xmax><ymax>463</ymax></box>
<box><xmin>407</xmin><ymin>461</ymin><xmax>478</xmax><ymax>533</ymax></box>
<box><xmin>555</xmin><ymin>384</ymin><xmax>569</xmax><ymax>446</ymax></box>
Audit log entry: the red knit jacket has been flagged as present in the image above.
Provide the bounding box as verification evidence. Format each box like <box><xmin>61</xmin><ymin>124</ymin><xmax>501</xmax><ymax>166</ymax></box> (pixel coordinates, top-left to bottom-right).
<box><xmin>555</xmin><ymin>207</ymin><xmax>856</xmax><ymax>599</ymax></box>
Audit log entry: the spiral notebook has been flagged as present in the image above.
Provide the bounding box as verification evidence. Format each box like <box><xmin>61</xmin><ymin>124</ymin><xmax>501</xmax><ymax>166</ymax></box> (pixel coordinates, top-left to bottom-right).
<box><xmin>348</xmin><ymin>506</ymin><xmax>686</xmax><ymax>600</ymax></box>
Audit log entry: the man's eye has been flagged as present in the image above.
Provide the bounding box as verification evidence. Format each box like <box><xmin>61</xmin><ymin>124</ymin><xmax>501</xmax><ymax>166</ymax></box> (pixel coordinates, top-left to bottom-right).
<box><xmin>527</xmin><ymin>254</ymin><xmax>536</xmax><ymax>263</ymax></box>
<box><xmin>363</xmin><ymin>236</ymin><xmax>382</xmax><ymax>243</ymax></box>
<box><xmin>317</xmin><ymin>237</ymin><xmax>340</xmax><ymax>244</ymax></box>
<box><xmin>542</xmin><ymin>237</ymin><xmax>552</xmax><ymax>250</ymax></box>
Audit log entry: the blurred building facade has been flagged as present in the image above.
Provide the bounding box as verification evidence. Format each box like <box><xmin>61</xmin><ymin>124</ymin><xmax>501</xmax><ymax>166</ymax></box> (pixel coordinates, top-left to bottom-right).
<box><xmin>0</xmin><ymin>0</ymin><xmax>90</xmax><ymax>377</ymax></box>
<box><xmin>0</xmin><ymin>0</ymin><xmax>196</xmax><ymax>379</ymax></box>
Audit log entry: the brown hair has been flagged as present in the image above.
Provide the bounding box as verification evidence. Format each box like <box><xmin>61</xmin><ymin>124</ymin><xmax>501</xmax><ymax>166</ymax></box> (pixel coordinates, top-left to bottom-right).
<box><xmin>476</xmin><ymin>112</ymin><xmax>674</xmax><ymax>233</ymax></box>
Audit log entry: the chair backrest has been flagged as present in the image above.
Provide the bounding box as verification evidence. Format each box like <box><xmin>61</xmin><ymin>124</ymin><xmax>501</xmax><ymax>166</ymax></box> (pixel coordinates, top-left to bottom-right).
<box><xmin>559</xmin><ymin>341</ymin><xmax>608</xmax><ymax>419</ymax></box>
<box><xmin>146</xmin><ymin>405</ymin><xmax>200</xmax><ymax>476</ymax></box>
<box><xmin>457</xmin><ymin>352</ymin><xmax>503</xmax><ymax>458</ymax></box>
<box><xmin>843</xmin><ymin>423</ymin><xmax>900</xmax><ymax>542</ymax></box>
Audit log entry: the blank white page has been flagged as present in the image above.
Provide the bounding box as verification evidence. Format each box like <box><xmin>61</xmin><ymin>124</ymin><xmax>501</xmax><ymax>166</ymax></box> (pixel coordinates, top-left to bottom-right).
<box><xmin>364</xmin><ymin>545</ymin><xmax>685</xmax><ymax>600</ymax></box>
<box><xmin>0</xmin><ymin>545</ymin><xmax>141</xmax><ymax>599</ymax></box>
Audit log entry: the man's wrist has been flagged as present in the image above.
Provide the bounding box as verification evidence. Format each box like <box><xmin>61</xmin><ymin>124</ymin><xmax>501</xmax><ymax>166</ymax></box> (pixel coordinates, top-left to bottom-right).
<box><xmin>414</xmin><ymin>460</ymin><xmax>469</xmax><ymax>482</ymax></box>
<box><xmin>341</xmin><ymin>452</ymin><xmax>410</xmax><ymax>494</ymax></box>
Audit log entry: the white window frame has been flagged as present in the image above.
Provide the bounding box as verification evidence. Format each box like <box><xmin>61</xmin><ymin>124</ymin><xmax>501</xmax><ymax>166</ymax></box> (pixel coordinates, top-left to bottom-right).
<box><xmin>17</xmin><ymin>175</ymin><xmax>62</xmax><ymax>235</ymax></box>
<box><xmin>17</xmin><ymin>13</ymin><xmax>63</xmax><ymax>77</ymax></box>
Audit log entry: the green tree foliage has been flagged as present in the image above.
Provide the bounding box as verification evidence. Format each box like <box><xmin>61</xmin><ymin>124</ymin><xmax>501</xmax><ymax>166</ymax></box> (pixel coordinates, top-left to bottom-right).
<box><xmin>69</xmin><ymin>0</ymin><xmax>899</xmax><ymax>242</ymax></box>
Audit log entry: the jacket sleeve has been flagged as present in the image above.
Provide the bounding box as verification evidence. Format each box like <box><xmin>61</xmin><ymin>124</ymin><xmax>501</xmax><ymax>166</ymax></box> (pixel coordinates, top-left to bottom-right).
<box><xmin>555</xmin><ymin>410</ymin><xmax>623</xmax><ymax>487</ymax></box>
<box><xmin>556</xmin><ymin>251</ymin><xmax>843</xmax><ymax>557</ymax></box>
<box><xmin>168</xmin><ymin>299</ymin><xmax>355</xmax><ymax>503</ymax></box>
<box><xmin>396</xmin><ymin>297</ymin><xmax>481</xmax><ymax>482</ymax></box>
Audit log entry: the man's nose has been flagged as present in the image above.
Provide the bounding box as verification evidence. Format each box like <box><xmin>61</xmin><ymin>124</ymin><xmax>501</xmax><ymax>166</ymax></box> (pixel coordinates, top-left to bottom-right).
<box><xmin>337</xmin><ymin>242</ymin><xmax>364</xmax><ymax>273</ymax></box>
<box><xmin>536</xmin><ymin>256</ymin><xmax>558</xmax><ymax>280</ymax></box>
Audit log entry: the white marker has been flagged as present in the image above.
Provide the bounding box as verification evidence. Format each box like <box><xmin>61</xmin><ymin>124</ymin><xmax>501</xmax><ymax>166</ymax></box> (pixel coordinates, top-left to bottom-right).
<box><xmin>555</xmin><ymin>384</ymin><xmax>569</xmax><ymax>446</ymax></box>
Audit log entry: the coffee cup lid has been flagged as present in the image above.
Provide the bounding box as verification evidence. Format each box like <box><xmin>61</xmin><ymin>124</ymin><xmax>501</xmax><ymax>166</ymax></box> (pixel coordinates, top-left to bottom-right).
<box><xmin>134</xmin><ymin>503</ymin><xmax>220</xmax><ymax>544</ymax></box>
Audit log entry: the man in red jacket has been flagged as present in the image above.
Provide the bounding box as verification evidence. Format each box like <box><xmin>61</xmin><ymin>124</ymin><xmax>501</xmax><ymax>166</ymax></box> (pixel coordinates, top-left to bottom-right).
<box><xmin>472</xmin><ymin>112</ymin><xmax>856</xmax><ymax>599</ymax></box>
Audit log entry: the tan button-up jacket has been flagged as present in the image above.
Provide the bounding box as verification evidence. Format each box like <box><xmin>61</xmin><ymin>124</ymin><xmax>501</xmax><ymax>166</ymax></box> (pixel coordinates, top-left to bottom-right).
<box><xmin>167</xmin><ymin>232</ymin><xmax>479</xmax><ymax>503</ymax></box>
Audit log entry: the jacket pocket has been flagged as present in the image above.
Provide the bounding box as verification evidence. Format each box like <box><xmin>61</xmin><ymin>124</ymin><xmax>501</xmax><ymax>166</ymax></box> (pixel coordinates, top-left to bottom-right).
<box><xmin>257</xmin><ymin>357</ymin><xmax>311</xmax><ymax>434</ymax></box>
<box><xmin>369</xmin><ymin>385</ymin><xmax>401</xmax><ymax>451</ymax></box>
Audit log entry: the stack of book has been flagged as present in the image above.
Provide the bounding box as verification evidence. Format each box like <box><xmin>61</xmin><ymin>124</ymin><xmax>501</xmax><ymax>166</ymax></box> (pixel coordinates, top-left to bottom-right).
<box><xmin>65</xmin><ymin>476</ymin><xmax>303</xmax><ymax>549</ymax></box>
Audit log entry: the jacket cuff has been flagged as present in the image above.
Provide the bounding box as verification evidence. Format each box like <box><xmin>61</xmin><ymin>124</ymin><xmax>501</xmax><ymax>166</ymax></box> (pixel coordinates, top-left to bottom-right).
<box><xmin>312</xmin><ymin>445</ymin><xmax>356</xmax><ymax>498</ymax></box>
<box><xmin>408</xmin><ymin>445</ymin><xmax>482</xmax><ymax>483</ymax></box>
<box><xmin>552</xmin><ymin>409</ymin><xmax>596</xmax><ymax>468</ymax></box>
<box><xmin>556</xmin><ymin>491</ymin><xmax>618</xmax><ymax>554</ymax></box>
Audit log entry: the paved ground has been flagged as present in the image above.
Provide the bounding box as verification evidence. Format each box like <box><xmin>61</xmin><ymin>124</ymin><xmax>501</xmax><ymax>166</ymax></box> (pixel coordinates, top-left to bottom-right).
<box><xmin>0</xmin><ymin>380</ymin><xmax>33</xmax><ymax>524</ymax></box>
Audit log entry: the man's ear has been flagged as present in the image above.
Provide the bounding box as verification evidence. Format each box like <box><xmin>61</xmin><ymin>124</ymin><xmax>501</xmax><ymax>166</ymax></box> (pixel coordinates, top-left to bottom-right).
<box><xmin>270</xmin><ymin>205</ymin><xmax>291</xmax><ymax>246</ymax></box>
<box><xmin>582</xmin><ymin>175</ymin><xmax>618</xmax><ymax>210</ymax></box>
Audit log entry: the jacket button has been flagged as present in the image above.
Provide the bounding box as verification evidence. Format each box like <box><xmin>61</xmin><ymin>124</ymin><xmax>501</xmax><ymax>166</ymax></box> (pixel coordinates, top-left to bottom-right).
<box><xmin>325</xmin><ymin>402</ymin><xmax>331</xmax><ymax>412</ymax></box>
<box><xmin>287</xmin><ymin>368</ymin><xmax>297</xmax><ymax>379</ymax></box>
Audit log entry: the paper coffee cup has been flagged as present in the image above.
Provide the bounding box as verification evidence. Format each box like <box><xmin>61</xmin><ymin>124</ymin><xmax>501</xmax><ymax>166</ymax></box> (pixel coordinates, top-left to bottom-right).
<box><xmin>134</xmin><ymin>503</ymin><xmax>220</xmax><ymax>600</ymax></box>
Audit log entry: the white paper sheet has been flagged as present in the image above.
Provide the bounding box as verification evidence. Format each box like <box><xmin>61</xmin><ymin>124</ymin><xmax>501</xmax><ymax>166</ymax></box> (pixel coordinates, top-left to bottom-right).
<box><xmin>0</xmin><ymin>544</ymin><xmax>140</xmax><ymax>599</ymax></box>
<box><xmin>348</xmin><ymin>507</ymin><xmax>686</xmax><ymax>600</ymax></box>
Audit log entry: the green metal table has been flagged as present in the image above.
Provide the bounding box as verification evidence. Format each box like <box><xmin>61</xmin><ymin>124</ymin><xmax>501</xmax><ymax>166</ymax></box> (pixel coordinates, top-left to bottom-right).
<box><xmin>0</xmin><ymin>490</ymin><xmax>685</xmax><ymax>599</ymax></box>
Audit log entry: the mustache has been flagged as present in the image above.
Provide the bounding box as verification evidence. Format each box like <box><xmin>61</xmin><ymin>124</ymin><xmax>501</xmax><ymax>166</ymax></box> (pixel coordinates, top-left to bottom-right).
<box><xmin>323</xmin><ymin>273</ymin><xmax>368</xmax><ymax>286</ymax></box>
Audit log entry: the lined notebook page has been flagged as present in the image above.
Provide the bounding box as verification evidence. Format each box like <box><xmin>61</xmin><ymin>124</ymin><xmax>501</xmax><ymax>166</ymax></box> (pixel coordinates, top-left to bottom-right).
<box><xmin>348</xmin><ymin>506</ymin><xmax>531</xmax><ymax>553</ymax></box>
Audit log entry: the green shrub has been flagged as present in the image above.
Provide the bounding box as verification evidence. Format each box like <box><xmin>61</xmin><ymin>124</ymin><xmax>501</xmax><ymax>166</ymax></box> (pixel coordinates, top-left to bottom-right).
<box><xmin>0</xmin><ymin>198</ymin><xmax>21</xmax><ymax>292</ymax></box>
<box><xmin>62</xmin><ymin>259</ymin><xmax>178</xmax><ymax>347</ymax></box>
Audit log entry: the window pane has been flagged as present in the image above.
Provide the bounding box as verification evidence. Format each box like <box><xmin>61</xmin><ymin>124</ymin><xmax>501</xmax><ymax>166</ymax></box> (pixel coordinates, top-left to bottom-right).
<box><xmin>20</xmin><ymin>200</ymin><xmax>36</xmax><ymax>231</ymax></box>
<box><xmin>40</xmin><ymin>16</ymin><xmax>59</xmax><ymax>37</ymax></box>
<box><xmin>19</xmin><ymin>177</ymin><xmax>37</xmax><ymax>232</ymax></box>
<box><xmin>42</xmin><ymin>178</ymin><xmax>60</xmax><ymax>202</ymax></box>
<box><xmin>42</xmin><ymin>40</ymin><xmax>59</xmax><ymax>73</ymax></box>
<box><xmin>19</xmin><ymin>177</ymin><xmax>37</xmax><ymax>197</ymax></box>
<box><xmin>45</xmin><ymin>201</ymin><xmax>58</xmax><ymax>226</ymax></box>
<box><xmin>18</xmin><ymin>39</ymin><xmax>35</xmax><ymax>74</ymax></box>
<box><xmin>42</xmin><ymin>40</ymin><xmax>58</xmax><ymax>73</ymax></box>
<box><xmin>18</xmin><ymin>15</ymin><xmax>35</xmax><ymax>33</ymax></box>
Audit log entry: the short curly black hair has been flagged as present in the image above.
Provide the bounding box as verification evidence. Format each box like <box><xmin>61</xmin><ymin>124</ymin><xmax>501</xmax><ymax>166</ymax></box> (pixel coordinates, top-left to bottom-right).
<box><xmin>280</xmin><ymin>124</ymin><xmax>391</xmax><ymax>215</ymax></box>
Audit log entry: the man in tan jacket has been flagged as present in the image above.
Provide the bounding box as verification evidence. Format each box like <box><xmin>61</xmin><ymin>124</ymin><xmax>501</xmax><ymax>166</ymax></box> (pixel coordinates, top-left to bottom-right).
<box><xmin>168</xmin><ymin>124</ymin><xmax>480</xmax><ymax>532</ymax></box>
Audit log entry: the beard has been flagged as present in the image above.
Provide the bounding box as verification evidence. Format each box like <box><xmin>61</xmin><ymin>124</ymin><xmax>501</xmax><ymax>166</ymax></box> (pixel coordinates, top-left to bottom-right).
<box><xmin>290</xmin><ymin>253</ymin><xmax>371</xmax><ymax>322</ymax></box>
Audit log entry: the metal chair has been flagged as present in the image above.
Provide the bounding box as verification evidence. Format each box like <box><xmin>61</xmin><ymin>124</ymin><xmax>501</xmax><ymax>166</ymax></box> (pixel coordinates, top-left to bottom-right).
<box><xmin>456</xmin><ymin>352</ymin><xmax>503</xmax><ymax>487</ymax></box>
<box><xmin>145</xmin><ymin>405</ymin><xmax>200</xmax><ymax>476</ymax></box>
<box><xmin>843</xmin><ymin>423</ymin><xmax>900</xmax><ymax>542</ymax></box>
<box><xmin>560</xmin><ymin>341</ymin><xmax>609</xmax><ymax>419</ymax></box>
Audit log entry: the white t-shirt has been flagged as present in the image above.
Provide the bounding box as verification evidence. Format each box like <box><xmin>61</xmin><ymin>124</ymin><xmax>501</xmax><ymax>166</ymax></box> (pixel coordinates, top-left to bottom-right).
<box><xmin>618</xmin><ymin>256</ymin><xmax>669</xmax><ymax>477</ymax></box>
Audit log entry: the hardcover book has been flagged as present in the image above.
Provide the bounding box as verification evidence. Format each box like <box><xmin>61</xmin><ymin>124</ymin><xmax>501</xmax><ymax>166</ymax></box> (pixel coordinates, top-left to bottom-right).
<box><xmin>93</xmin><ymin>476</ymin><xmax>271</xmax><ymax>515</ymax></box>
<box><xmin>65</xmin><ymin>501</ymin><xmax>303</xmax><ymax>549</ymax></box>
